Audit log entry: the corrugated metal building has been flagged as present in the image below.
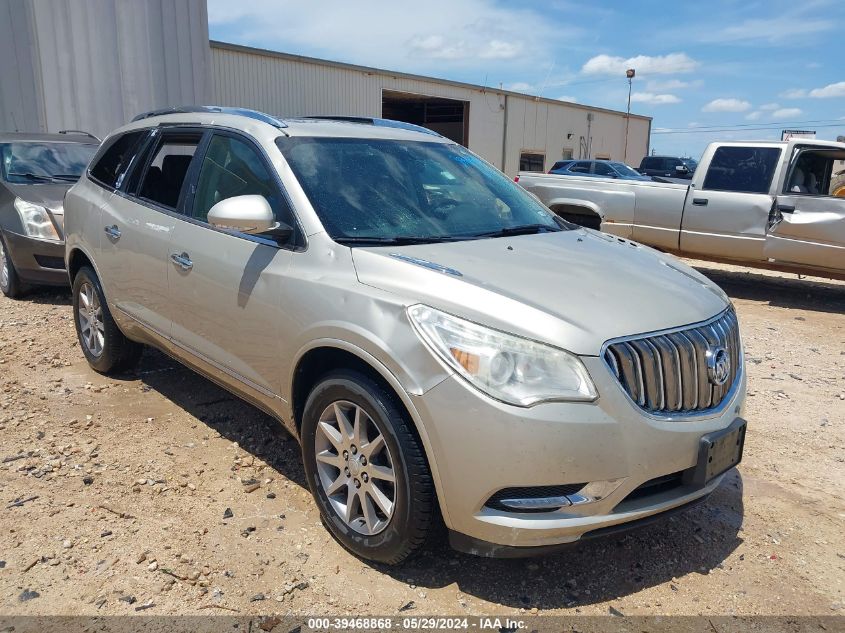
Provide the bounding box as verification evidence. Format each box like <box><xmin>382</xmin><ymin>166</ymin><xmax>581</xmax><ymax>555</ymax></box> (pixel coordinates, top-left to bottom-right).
<box><xmin>0</xmin><ymin>0</ymin><xmax>651</xmax><ymax>175</ymax></box>
<box><xmin>210</xmin><ymin>42</ymin><xmax>651</xmax><ymax>175</ymax></box>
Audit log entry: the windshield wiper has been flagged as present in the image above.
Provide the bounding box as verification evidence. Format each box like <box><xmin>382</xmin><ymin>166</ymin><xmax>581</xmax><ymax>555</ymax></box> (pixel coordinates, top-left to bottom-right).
<box><xmin>334</xmin><ymin>235</ymin><xmax>460</xmax><ymax>246</ymax></box>
<box><xmin>8</xmin><ymin>172</ymin><xmax>53</xmax><ymax>183</ymax></box>
<box><xmin>472</xmin><ymin>224</ymin><xmax>561</xmax><ymax>239</ymax></box>
<box><xmin>49</xmin><ymin>174</ymin><xmax>80</xmax><ymax>182</ymax></box>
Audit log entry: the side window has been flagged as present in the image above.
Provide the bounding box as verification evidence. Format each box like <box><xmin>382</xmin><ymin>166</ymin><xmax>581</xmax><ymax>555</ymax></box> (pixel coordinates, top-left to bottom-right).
<box><xmin>519</xmin><ymin>152</ymin><xmax>545</xmax><ymax>172</ymax></box>
<box><xmin>569</xmin><ymin>161</ymin><xmax>591</xmax><ymax>174</ymax></box>
<box><xmin>786</xmin><ymin>149</ymin><xmax>845</xmax><ymax>196</ymax></box>
<box><xmin>702</xmin><ymin>146</ymin><xmax>781</xmax><ymax>194</ymax></box>
<box><xmin>89</xmin><ymin>131</ymin><xmax>147</xmax><ymax>189</ymax></box>
<box><xmin>641</xmin><ymin>157</ymin><xmax>656</xmax><ymax>170</ymax></box>
<box><xmin>137</xmin><ymin>134</ymin><xmax>202</xmax><ymax>209</ymax></box>
<box><xmin>593</xmin><ymin>162</ymin><xmax>615</xmax><ymax>176</ymax></box>
<box><xmin>191</xmin><ymin>134</ymin><xmax>292</xmax><ymax>226</ymax></box>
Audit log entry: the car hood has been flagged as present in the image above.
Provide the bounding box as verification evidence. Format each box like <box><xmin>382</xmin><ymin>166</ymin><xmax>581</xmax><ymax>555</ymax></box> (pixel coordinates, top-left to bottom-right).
<box><xmin>351</xmin><ymin>228</ymin><xmax>729</xmax><ymax>356</ymax></box>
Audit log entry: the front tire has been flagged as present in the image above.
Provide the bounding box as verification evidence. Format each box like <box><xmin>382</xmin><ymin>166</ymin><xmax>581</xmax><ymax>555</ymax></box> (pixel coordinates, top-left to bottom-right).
<box><xmin>72</xmin><ymin>266</ymin><xmax>142</xmax><ymax>374</ymax></box>
<box><xmin>301</xmin><ymin>370</ymin><xmax>436</xmax><ymax>564</ymax></box>
<box><xmin>0</xmin><ymin>236</ymin><xmax>25</xmax><ymax>299</ymax></box>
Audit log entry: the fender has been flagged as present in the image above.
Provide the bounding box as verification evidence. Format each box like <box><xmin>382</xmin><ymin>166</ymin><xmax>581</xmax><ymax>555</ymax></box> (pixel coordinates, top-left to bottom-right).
<box><xmin>547</xmin><ymin>197</ymin><xmax>604</xmax><ymax>219</ymax></box>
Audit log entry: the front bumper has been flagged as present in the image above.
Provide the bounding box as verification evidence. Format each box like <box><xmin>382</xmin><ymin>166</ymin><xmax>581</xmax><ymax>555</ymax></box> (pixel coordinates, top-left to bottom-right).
<box><xmin>412</xmin><ymin>356</ymin><xmax>746</xmax><ymax>552</ymax></box>
<box><xmin>1</xmin><ymin>229</ymin><xmax>68</xmax><ymax>286</ymax></box>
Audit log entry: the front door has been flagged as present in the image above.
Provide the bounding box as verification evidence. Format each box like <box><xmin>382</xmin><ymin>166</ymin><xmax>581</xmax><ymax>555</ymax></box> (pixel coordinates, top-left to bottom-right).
<box><xmin>168</xmin><ymin>131</ymin><xmax>297</xmax><ymax>398</ymax></box>
<box><xmin>679</xmin><ymin>145</ymin><xmax>782</xmax><ymax>262</ymax></box>
<box><xmin>765</xmin><ymin>146</ymin><xmax>845</xmax><ymax>270</ymax></box>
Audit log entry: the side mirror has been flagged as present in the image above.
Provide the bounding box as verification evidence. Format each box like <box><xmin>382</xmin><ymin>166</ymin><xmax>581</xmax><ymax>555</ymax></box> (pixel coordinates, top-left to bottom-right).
<box><xmin>675</xmin><ymin>165</ymin><xmax>689</xmax><ymax>174</ymax></box>
<box><xmin>207</xmin><ymin>195</ymin><xmax>289</xmax><ymax>239</ymax></box>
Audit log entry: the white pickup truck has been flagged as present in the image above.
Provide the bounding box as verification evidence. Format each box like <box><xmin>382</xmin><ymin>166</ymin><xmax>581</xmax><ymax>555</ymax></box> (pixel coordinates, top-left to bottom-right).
<box><xmin>517</xmin><ymin>139</ymin><xmax>845</xmax><ymax>280</ymax></box>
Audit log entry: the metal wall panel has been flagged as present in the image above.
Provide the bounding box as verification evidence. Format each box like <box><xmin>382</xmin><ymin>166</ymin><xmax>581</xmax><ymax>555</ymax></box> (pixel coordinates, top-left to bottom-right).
<box><xmin>0</xmin><ymin>0</ymin><xmax>211</xmax><ymax>138</ymax></box>
<box><xmin>210</xmin><ymin>42</ymin><xmax>650</xmax><ymax>175</ymax></box>
<box><xmin>0</xmin><ymin>1</ymin><xmax>43</xmax><ymax>132</ymax></box>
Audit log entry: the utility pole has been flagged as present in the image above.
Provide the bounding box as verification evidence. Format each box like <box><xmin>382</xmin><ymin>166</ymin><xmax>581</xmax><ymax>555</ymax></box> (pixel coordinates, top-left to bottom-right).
<box><xmin>624</xmin><ymin>68</ymin><xmax>635</xmax><ymax>164</ymax></box>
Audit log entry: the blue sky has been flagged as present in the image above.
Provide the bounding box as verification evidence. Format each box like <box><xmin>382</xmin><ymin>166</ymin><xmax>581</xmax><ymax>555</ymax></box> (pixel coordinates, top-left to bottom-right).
<box><xmin>208</xmin><ymin>0</ymin><xmax>845</xmax><ymax>159</ymax></box>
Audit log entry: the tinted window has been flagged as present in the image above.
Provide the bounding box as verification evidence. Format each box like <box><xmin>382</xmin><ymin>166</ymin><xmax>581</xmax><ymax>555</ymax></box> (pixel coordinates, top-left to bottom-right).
<box><xmin>519</xmin><ymin>152</ymin><xmax>545</xmax><ymax>172</ymax></box>
<box><xmin>137</xmin><ymin>135</ymin><xmax>201</xmax><ymax>209</ymax></box>
<box><xmin>277</xmin><ymin>137</ymin><xmax>563</xmax><ymax>242</ymax></box>
<box><xmin>703</xmin><ymin>146</ymin><xmax>781</xmax><ymax>194</ymax></box>
<box><xmin>593</xmin><ymin>162</ymin><xmax>615</xmax><ymax>176</ymax></box>
<box><xmin>192</xmin><ymin>135</ymin><xmax>290</xmax><ymax>224</ymax></box>
<box><xmin>570</xmin><ymin>161</ymin><xmax>591</xmax><ymax>174</ymax></box>
<box><xmin>641</xmin><ymin>157</ymin><xmax>658</xmax><ymax>170</ymax></box>
<box><xmin>90</xmin><ymin>131</ymin><xmax>146</xmax><ymax>189</ymax></box>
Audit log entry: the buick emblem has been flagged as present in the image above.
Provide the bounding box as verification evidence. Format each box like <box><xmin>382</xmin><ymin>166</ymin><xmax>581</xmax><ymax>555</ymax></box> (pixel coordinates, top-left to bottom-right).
<box><xmin>706</xmin><ymin>346</ymin><xmax>730</xmax><ymax>386</ymax></box>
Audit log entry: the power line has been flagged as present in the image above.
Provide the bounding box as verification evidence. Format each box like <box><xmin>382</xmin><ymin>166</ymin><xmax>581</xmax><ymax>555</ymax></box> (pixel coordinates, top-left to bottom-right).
<box><xmin>653</xmin><ymin>118</ymin><xmax>845</xmax><ymax>134</ymax></box>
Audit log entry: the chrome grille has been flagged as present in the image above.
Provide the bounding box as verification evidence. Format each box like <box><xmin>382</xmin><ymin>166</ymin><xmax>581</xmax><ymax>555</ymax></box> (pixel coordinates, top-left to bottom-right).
<box><xmin>603</xmin><ymin>308</ymin><xmax>741</xmax><ymax>415</ymax></box>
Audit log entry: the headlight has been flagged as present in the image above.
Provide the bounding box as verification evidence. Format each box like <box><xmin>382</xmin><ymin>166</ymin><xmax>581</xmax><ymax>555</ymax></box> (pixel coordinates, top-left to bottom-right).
<box><xmin>408</xmin><ymin>305</ymin><xmax>597</xmax><ymax>406</ymax></box>
<box><xmin>14</xmin><ymin>198</ymin><xmax>60</xmax><ymax>240</ymax></box>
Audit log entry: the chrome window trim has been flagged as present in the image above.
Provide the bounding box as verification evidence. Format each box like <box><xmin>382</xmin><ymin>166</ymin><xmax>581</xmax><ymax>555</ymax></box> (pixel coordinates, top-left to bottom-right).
<box><xmin>600</xmin><ymin>306</ymin><xmax>744</xmax><ymax>421</ymax></box>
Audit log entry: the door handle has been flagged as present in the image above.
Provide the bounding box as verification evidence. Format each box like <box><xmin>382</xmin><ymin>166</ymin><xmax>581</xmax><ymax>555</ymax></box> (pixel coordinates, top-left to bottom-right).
<box><xmin>104</xmin><ymin>225</ymin><xmax>121</xmax><ymax>240</ymax></box>
<box><xmin>692</xmin><ymin>198</ymin><xmax>708</xmax><ymax>206</ymax></box>
<box><xmin>170</xmin><ymin>252</ymin><xmax>193</xmax><ymax>271</ymax></box>
<box><xmin>777</xmin><ymin>204</ymin><xmax>795</xmax><ymax>213</ymax></box>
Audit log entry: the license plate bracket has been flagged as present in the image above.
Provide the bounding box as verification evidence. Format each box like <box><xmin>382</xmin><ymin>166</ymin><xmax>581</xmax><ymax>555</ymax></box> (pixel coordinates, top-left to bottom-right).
<box><xmin>684</xmin><ymin>418</ymin><xmax>746</xmax><ymax>488</ymax></box>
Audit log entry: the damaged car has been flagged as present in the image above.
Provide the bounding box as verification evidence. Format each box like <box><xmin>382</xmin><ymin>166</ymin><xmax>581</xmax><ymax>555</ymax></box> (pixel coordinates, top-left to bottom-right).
<box><xmin>64</xmin><ymin>107</ymin><xmax>747</xmax><ymax>563</ymax></box>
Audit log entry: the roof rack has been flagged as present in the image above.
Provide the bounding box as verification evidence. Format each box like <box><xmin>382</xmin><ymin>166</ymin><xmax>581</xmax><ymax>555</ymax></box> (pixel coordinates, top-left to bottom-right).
<box><xmin>58</xmin><ymin>129</ymin><xmax>101</xmax><ymax>142</ymax></box>
<box><xmin>131</xmin><ymin>106</ymin><xmax>287</xmax><ymax>128</ymax></box>
<box><xmin>302</xmin><ymin>116</ymin><xmax>442</xmax><ymax>137</ymax></box>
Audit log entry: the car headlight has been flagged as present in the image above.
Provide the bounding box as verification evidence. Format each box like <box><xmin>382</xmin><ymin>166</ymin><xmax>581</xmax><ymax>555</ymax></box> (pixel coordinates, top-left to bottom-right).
<box><xmin>14</xmin><ymin>198</ymin><xmax>60</xmax><ymax>240</ymax></box>
<box><xmin>408</xmin><ymin>305</ymin><xmax>597</xmax><ymax>406</ymax></box>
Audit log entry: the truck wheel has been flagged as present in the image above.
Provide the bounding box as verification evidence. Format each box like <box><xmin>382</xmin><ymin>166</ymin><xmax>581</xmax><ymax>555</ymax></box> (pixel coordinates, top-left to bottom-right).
<box><xmin>0</xmin><ymin>236</ymin><xmax>25</xmax><ymax>299</ymax></box>
<box><xmin>301</xmin><ymin>370</ymin><xmax>435</xmax><ymax>564</ymax></box>
<box><xmin>72</xmin><ymin>266</ymin><xmax>142</xmax><ymax>374</ymax></box>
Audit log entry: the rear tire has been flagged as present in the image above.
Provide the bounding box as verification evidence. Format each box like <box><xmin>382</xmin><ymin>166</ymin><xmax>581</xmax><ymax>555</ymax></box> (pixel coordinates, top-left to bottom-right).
<box><xmin>301</xmin><ymin>370</ymin><xmax>435</xmax><ymax>565</ymax></box>
<box><xmin>72</xmin><ymin>266</ymin><xmax>142</xmax><ymax>374</ymax></box>
<box><xmin>831</xmin><ymin>173</ymin><xmax>845</xmax><ymax>198</ymax></box>
<box><xmin>0</xmin><ymin>236</ymin><xmax>25</xmax><ymax>299</ymax></box>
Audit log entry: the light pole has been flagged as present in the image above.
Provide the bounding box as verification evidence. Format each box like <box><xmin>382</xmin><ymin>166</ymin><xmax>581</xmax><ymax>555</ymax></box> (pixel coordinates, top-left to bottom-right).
<box><xmin>624</xmin><ymin>68</ymin><xmax>635</xmax><ymax>164</ymax></box>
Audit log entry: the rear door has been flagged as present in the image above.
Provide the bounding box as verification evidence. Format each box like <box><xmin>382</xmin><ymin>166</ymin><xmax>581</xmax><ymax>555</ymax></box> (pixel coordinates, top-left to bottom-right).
<box><xmin>97</xmin><ymin>127</ymin><xmax>205</xmax><ymax>337</ymax></box>
<box><xmin>765</xmin><ymin>144</ymin><xmax>845</xmax><ymax>270</ymax></box>
<box><xmin>679</xmin><ymin>144</ymin><xmax>781</xmax><ymax>262</ymax></box>
<box><xmin>167</xmin><ymin>130</ymin><xmax>296</xmax><ymax>398</ymax></box>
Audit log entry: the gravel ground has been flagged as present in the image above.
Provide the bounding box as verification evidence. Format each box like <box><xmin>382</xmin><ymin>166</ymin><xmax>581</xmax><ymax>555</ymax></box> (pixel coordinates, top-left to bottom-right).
<box><xmin>0</xmin><ymin>259</ymin><xmax>843</xmax><ymax>617</ymax></box>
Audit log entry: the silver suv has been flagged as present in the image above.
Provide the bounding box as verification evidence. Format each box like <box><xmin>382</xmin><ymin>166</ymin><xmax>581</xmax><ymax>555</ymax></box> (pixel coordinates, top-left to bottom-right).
<box><xmin>64</xmin><ymin>107</ymin><xmax>747</xmax><ymax>564</ymax></box>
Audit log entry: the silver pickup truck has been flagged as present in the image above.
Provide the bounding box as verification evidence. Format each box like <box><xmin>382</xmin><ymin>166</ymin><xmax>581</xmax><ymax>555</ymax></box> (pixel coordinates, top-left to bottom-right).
<box><xmin>517</xmin><ymin>139</ymin><xmax>845</xmax><ymax>280</ymax></box>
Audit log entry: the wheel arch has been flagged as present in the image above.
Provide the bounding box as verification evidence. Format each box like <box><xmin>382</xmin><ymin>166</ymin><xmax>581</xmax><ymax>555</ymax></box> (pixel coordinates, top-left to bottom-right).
<box><xmin>289</xmin><ymin>339</ymin><xmax>453</xmax><ymax>526</ymax></box>
<box><xmin>547</xmin><ymin>199</ymin><xmax>604</xmax><ymax>230</ymax></box>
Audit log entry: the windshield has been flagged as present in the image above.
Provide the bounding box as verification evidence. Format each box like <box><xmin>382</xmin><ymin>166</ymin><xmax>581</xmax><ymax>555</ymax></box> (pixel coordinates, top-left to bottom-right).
<box><xmin>0</xmin><ymin>142</ymin><xmax>98</xmax><ymax>184</ymax></box>
<box><xmin>276</xmin><ymin>137</ymin><xmax>565</xmax><ymax>244</ymax></box>
<box><xmin>610</xmin><ymin>162</ymin><xmax>643</xmax><ymax>178</ymax></box>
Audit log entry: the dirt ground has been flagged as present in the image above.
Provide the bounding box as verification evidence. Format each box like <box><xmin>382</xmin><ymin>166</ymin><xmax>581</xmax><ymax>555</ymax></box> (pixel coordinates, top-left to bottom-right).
<box><xmin>0</xmin><ymin>259</ymin><xmax>843</xmax><ymax>618</ymax></box>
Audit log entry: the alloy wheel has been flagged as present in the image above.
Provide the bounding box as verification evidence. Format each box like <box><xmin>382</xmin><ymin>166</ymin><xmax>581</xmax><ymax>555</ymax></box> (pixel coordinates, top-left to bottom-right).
<box><xmin>314</xmin><ymin>400</ymin><xmax>397</xmax><ymax>535</ymax></box>
<box><xmin>77</xmin><ymin>281</ymin><xmax>105</xmax><ymax>357</ymax></box>
<box><xmin>0</xmin><ymin>240</ymin><xmax>9</xmax><ymax>293</ymax></box>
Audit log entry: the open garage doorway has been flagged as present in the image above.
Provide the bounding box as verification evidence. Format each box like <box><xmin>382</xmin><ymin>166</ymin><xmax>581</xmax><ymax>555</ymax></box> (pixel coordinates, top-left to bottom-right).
<box><xmin>382</xmin><ymin>90</ymin><xmax>468</xmax><ymax>145</ymax></box>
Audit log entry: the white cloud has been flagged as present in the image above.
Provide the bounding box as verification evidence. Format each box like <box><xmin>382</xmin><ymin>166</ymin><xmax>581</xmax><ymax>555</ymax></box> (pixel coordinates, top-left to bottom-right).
<box><xmin>630</xmin><ymin>92</ymin><xmax>681</xmax><ymax>105</ymax></box>
<box><xmin>771</xmin><ymin>108</ymin><xmax>803</xmax><ymax>120</ymax></box>
<box><xmin>759</xmin><ymin>103</ymin><xmax>780</xmax><ymax>111</ymax></box>
<box><xmin>207</xmin><ymin>0</ymin><xmax>562</xmax><ymax>72</ymax></box>
<box><xmin>808</xmin><ymin>81</ymin><xmax>845</xmax><ymax>98</ymax></box>
<box><xmin>687</xmin><ymin>122</ymin><xmax>699</xmax><ymax>128</ymax></box>
<box><xmin>644</xmin><ymin>78</ymin><xmax>701</xmax><ymax>91</ymax></box>
<box><xmin>702</xmin><ymin>98</ymin><xmax>752</xmax><ymax>113</ymax></box>
<box><xmin>556</xmin><ymin>95</ymin><xmax>578</xmax><ymax>103</ymax></box>
<box><xmin>581</xmin><ymin>52</ymin><xmax>699</xmax><ymax>76</ymax></box>
<box><xmin>703</xmin><ymin>16</ymin><xmax>832</xmax><ymax>45</ymax></box>
<box><xmin>745</xmin><ymin>111</ymin><xmax>762</xmax><ymax>121</ymax></box>
<box><xmin>781</xmin><ymin>81</ymin><xmax>845</xmax><ymax>100</ymax></box>
<box><xmin>505</xmin><ymin>82</ymin><xmax>535</xmax><ymax>93</ymax></box>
